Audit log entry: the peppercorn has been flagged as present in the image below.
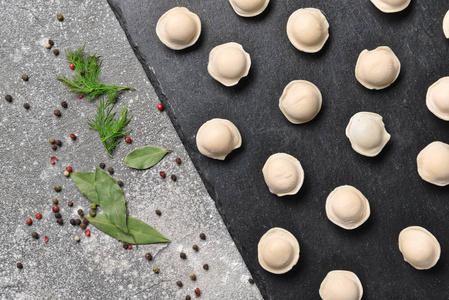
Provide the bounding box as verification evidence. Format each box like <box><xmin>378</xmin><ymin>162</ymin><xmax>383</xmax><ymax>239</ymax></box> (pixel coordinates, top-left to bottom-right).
<box><xmin>61</xmin><ymin>101</ymin><xmax>67</xmax><ymax>108</ymax></box>
<box><xmin>55</xmin><ymin>140</ymin><xmax>62</xmax><ymax>146</ymax></box>
<box><xmin>107</xmin><ymin>167</ymin><xmax>114</xmax><ymax>174</ymax></box>
<box><xmin>192</xmin><ymin>244</ymin><xmax>199</xmax><ymax>251</ymax></box>
<box><xmin>56</xmin><ymin>218</ymin><xmax>63</xmax><ymax>225</ymax></box>
<box><xmin>186</xmin><ymin>296</ymin><xmax>191</xmax><ymax>300</ymax></box>
<box><xmin>89</xmin><ymin>210</ymin><xmax>96</xmax><ymax>217</ymax></box>
<box><xmin>70</xmin><ymin>133</ymin><xmax>76</xmax><ymax>140</ymax></box>
<box><xmin>44</xmin><ymin>236</ymin><xmax>49</xmax><ymax>243</ymax></box>
<box><xmin>171</xmin><ymin>174</ymin><xmax>177</xmax><ymax>181</ymax></box>
<box><xmin>31</xmin><ymin>232</ymin><xmax>39</xmax><ymax>239</ymax></box>
<box><xmin>123</xmin><ymin>243</ymin><xmax>129</xmax><ymax>249</ymax></box>
<box><xmin>203</xmin><ymin>264</ymin><xmax>209</xmax><ymax>270</ymax></box>
<box><xmin>52</xmin><ymin>198</ymin><xmax>58</xmax><ymax>204</ymax></box>
<box><xmin>64</xmin><ymin>171</ymin><xmax>70</xmax><ymax>177</ymax></box>
<box><xmin>5</xmin><ymin>95</ymin><xmax>12</xmax><ymax>102</ymax></box>
<box><xmin>155</xmin><ymin>210</ymin><xmax>161</xmax><ymax>216</ymax></box>
<box><xmin>45</xmin><ymin>43</ymin><xmax>51</xmax><ymax>49</ymax></box>
<box><xmin>78</xmin><ymin>95</ymin><xmax>84</xmax><ymax>99</ymax></box>
<box><xmin>35</xmin><ymin>213</ymin><xmax>42</xmax><ymax>220</ymax></box>
<box><xmin>48</xmin><ymin>39</ymin><xmax>54</xmax><ymax>46</ymax></box>
<box><xmin>117</xmin><ymin>180</ymin><xmax>124</xmax><ymax>187</ymax></box>
<box><xmin>26</xmin><ymin>218</ymin><xmax>32</xmax><ymax>225</ymax></box>
<box><xmin>99</xmin><ymin>163</ymin><xmax>105</xmax><ymax>169</ymax></box>
<box><xmin>74</xmin><ymin>236</ymin><xmax>80</xmax><ymax>242</ymax></box>
<box><xmin>176</xmin><ymin>281</ymin><xmax>183</xmax><ymax>287</ymax></box>
<box><xmin>176</xmin><ymin>157</ymin><xmax>182</xmax><ymax>164</ymax></box>
<box><xmin>53</xmin><ymin>49</ymin><xmax>59</xmax><ymax>56</ymax></box>
<box><xmin>70</xmin><ymin>219</ymin><xmax>76</xmax><ymax>226</ymax></box>
<box><xmin>189</xmin><ymin>274</ymin><xmax>196</xmax><ymax>281</ymax></box>
<box><xmin>54</xmin><ymin>109</ymin><xmax>61</xmax><ymax>117</ymax></box>
<box><xmin>17</xmin><ymin>263</ymin><xmax>23</xmax><ymax>269</ymax></box>
<box><xmin>145</xmin><ymin>253</ymin><xmax>152</xmax><ymax>260</ymax></box>
<box><xmin>49</xmin><ymin>138</ymin><xmax>56</xmax><ymax>144</ymax></box>
<box><xmin>90</xmin><ymin>203</ymin><xmax>97</xmax><ymax>210</ymax></box>
<box><xmin>51</xmin><ymin>145</ymin><xmax>57</xmax><ymax>151</ymax></box>
<box><xmin>82</xmin><ymin>218</ymin><xmax>89</xmax><ymax>225</ymax></box>
<box><xmin>54</xmin><ymin>212</ymin><xmax>61</xmax><ymax>219</ymax></box>
<box><xmin>23</xmin><ymin>103</ymin><xmax>30</xmax><ymax>109</ymax></box>
<box><xmin>84</xmin><ymin>229</ymin><xmax>90</xmax><ymax>236</ymax></box>
<box><xmin>77</xmin><ymin>209</ymin><xmax>84</xmax><ymax>217</ymax></box>
<box><xmin>194</xmin><ymin>288</ymin><xmax>200</xmax><ymax>297</ymax></box>
<box><xmin>65</xmin><ymin>166</ymin><xmax>72</xmax><ymax>172</ymax></box>
<box><xmin>80</xmin><ymin>70</ymin><xmax>85</xmax><ymax>76</ymax></box>
<box><xmin>80</xmin><ymin>223</ymin><xmax>87</xmax><ymax>230</ymax></box>
<box><xmin>75</xmin><ymin>219</ymin><xmax>81</xmax><ymax>225</ymax></box>
<box><xmin>56</xmin><ymin>13</ymin><xmax>63</xmax><ymax>21</ymax></box>
<box><xmin>199</xmin><ymin>233</ymin><xmax>206</xmax><ymax>240</ymax></box>
<box><xmin>180</xmin><ymin>252</ymin><xmax>187</xmax><ymax>259</ymax></box>
<box><xmin>52</xmin><ymin>206</ymin><xmax>59</xmax><ymax>213</ymax></box>
<box><xmin>22</xmin><ymin>75</ymin><xmax>29</xmax><ymax>81</ymax></box>
<box><xmin>128</xmin><ymin>244</ymin><xmax>132</xmax><ymax>250</ymax></box>
<box><xmin>54</xmin><ymin>185</ymin><xmax>62</xmax><ymax>192</ymax></box>
<box><xmin>248</xmin><ymin>278</ymin><xmax>254</xmax><ymax>284</ymax></box>
<box><xmin>153</xmin><ymin>267</ymin><xmax>160</xmax><ymax>274</ymax></box>
<box><xmin>67</xmin><ymin>201</ymin><xmax>73</xmax><ymax>207</ymax></box>
<box><xmin>157</xmin><ymin>103</ymin><xmax>164</xmax><ymax>111</ymax></box>
<box><xmin>124</xmin><ymin>137</ymin><xmax>132</xmax><ymax>144</ymax></box>
<box><xmin>69</xmin><ymin>63</ymin><xmax>75</xmax><ymax>70</ymax></box>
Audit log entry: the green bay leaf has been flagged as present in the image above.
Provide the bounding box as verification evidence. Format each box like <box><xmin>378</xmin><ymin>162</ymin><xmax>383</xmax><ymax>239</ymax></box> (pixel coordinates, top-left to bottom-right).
<box><xmin>70</xmin><ymin>172</ymin><xmax>99</xmax><ymax>205</ymax></box>
<box><xmin>86</xmin><ymin>214</ymin><xmax>170</xmax><ymax>244</ymax></box>
<box><xmin>94</xmin><ymin>168</ymin><xmax>128</xmax><ymax>233</ymax></box>
<box><xmin>125</xmin><ymin>146</ymin><xmax>170</xmax><ymax>170</ymax></box>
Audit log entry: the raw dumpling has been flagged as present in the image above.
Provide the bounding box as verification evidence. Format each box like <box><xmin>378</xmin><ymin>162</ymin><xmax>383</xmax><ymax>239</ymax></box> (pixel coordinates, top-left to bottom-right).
<box><xmin>417</xmin><ymin>141</ymin><xmax>449</xmax><ymax>186</ymax></box>
<box><xmin>229</xmin><ymin>0</ymin><xmax>270</xmax><ymax>17</ymax></box>
<box><xmin>398</xmin><ymin>226</ymin><xmax>440</xmax><ymax>270</ymax></box>
<box><xmin>319</xmin><ymin>270</ymin><xmax>363</xmax><ymax>300</ymax></box>
<box><xmin>370</xmin><ymin>0</ymin><xmax>411</xmax><ymax>13</ymax></box>
<box><xmin>426</xmin><ymin>77</ymin><xmax>449</xmax><ymax>121</ymax></box>
<box><xmin>262</xmin><ymin>153</ymin><xmax>304</xmax><ymax>196</ymax></box>
<box><xmin>443</xmin><ymin>10</ymin><xmax>449</xmax><ymax>38</ymax></box>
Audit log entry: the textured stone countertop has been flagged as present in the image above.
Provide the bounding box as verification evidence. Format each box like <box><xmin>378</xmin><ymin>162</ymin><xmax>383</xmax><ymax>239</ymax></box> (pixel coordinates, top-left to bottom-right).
<box><xmin>0</xmin><ymin>1</ymin><xmax>262</xmax><ymax>299</ymax></box>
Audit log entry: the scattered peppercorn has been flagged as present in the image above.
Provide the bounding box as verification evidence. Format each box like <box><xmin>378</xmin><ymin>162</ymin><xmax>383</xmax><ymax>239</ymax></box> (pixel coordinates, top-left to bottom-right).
<box><xmin>145</xmin><ymin>253</ymin><xmax>152</xmax><ymax>260</ymax></box>
<box><xmin>194</xmin><ymin>288</ymin><xmax>200</xmax><ymax>297</ymax></box>
<box><xmin>89</xmin><ymin>203</ymin><xmax>96</xmax><ymax>210</ymax></box>
<box><xmin>248</xmin><ymin>278</ymin><xmax>254</xmax><ymax>284</ymax></box>
<box><xmin>31</xmin><ymin>232</ymin><xmax>39</xmax><ymax>239</ymax></box>
<box><xmin>26</xmin><ymin>218</ymin><xmax>32</xmax><ymax>225</ymax></box>
<box><xmin>51</xmin><ymin>145</ymin><xmax>57</xmax><ymax>151</ymax></box>
<box><xmin>35</xmin><ymin>213</ymin><xmax>42</xmax><ymax>220</ymax></box>
<box><xmin>77</xmin><ymin>209</ymin><xmax>84</xmax><ymax>217</ymax></box>
<box><xmin>23</xmin><ymin>103</ymin><xmax>30</xmax><ymax>109</ymax></box>
<box><xmin>44</xmin><ymin>236</ymin><xmax>49</xmax><ymax>243</ymax></box>
<box><xmin>70</xmin><ymin>219</ymin><xmax>76</xmax><ymax>226</ymax></box>
<box><xmin>176</xmin><ymin>157</ymin><xmax>182</xmax><ymax>164</ymax></box>
<box><xmin>83</xmin><ymin>218</ymin><xmax>89</xmax><ymax>225</ymax></box>
<box><xmin>64</xmin><ymin>171</ymin><xmax>70</xmax><ymax>177</ymax></box>
<box><xmin>54</xmin><ymin>109</ymin><xmax>61</xmax><ymax>117</ymax></box>
<box><xmin>66</xmin><ymin>166</ymin><xmax>72</xmax><ymax>172</ymax></box>
<box><xmin>22</xmin><ymin>75</ymin><xmax>29</xmax><ymax>81</ymax></box>
<box><xmin>54</xmin><ymin>185</ymin><xmax>62</xmax><ymax>192</ymax></box>
<box><xmin>159</xmin><ymin>171</ymin><xmax>166</xmax><ymax>178</ymax></box>
<box><xmin>107</xmin><ymin>167</ymin><xmax>114</xmax><ymax>174</ymax></box>
<box><xmin>74</xmin><ymin>236</ymin><xmax>80</xmax><ymax>242</ymax></box>
<box><xmin>155</xmin><ymin>210</ymin><xmax>161</xmax><ymax>216</ymax></box>
<box><xmin>192</xmin><ymin>244</ymin><xmax>199</xmax><ymax>251</ymax></box>
<box><xmin>79</xmin><ymin>223</ymin><xmax>86</xmax><ymax>230</ymax></box>
<box><xmin>89</xmin><ymin>210</ymin><xmax>96</xmax><ymax>217</ymax></box>
<box><xmin>177</xmin><ymin>281</ymin><xmax>183</xmax><ymax>287</ymax></box>
<box><xmin>171</xmin><ymin>174</ymin><xmax>177</xmax><ymax>181</ymax></box>
<box><xmin>153</xmin><ymin>267</ymin><xmax>160</xmax><ymax>274</ymax></box>
<box><xmin>203</xmin><ymin>264</ymin><xmax>209</xmax><ymax>270</ymax></box>
<box><xmin>78</xmin><ymin>95</ymin><xmax>84</xmax><ymax>99</ymax></box>
<box><xmin>117</xmin><ymin>180</ymin><xmax>124</xmax><ymax>187</ymax></box>
<box><xmin>45</xmin><ymin>43</ymin><xmax>51</xmax><ymax>49</ymax></box>
<box><xmin>56</xmin><ymin>218</ymin><xmax>63</xmax><ymax>225</ymax></box>
<box><xmin>53</xmin><ymin>49</ymin><xmax>59</xmax><ymax>56</ymax></box>
<box><xmin>70</xmin><ymin>133</ymin><xmax>76</xmax><ymax>140</ymax></box>
<box><xmin>5</xmin><ymin>95</ymin><xmax>12</xmax><ymax>102</ymax></box>
<box><xmin>190</xmin><ymin>274</ymin><xmax>196</xmax><ymax>281</ymax></box>
<box><xmin>124</xmin><ymin>137</ymin><xmax>132</xmax><ymax>143</ymax></box>
<box><xmin>186</xmin><ymin>296</ymin><xmax>191</xmax><ymax>300</ymax></box>
<box><xmin>56</xmin><ymin>13</ymin><xmax>63</xmax><ymax>21</ymax></box>
<box><xmin>52</xmin><ymin>198</ymin><xmax>58</xmax><ymax>204</ymax></box>
<box><xmin>199</xmin><ymin>233</ymin><xmax>206</xmax><ymax>240</ymax></box>
<box><xmin>123</xmin><ymin>243</ymin><xmax>129</xmax><ymax>249</ymax></box>
<box><xmin>49</xmin><ymin>138</ymin><xmax>56</xmax><ymax>144</ymax></box>
<box><xmin>54</xmin><ymin>212</ymin><xmax>61</xmax><ymax>219</ymax></box>
<box><xmin>17</xmin><ymin>263</ymin><xmax>23</xmax><ymax>269</ymax></box>
<box><xmin>48</xmin><ymin>39</ymin><xmax>54</xmax><ymax>46</ymax></box>
<box><xmin>180</xmin><ymin>252</ymin><xmax>187</xmax><ymax>259</ymax></box>
<box><xmin>67</xmin><ymin>201</ymin><xmax>73</xmax><ymax>207</ymax></box>
<box><xmin>84</xmin><ymin>229</ymin><xmax>90</xmax><ymax>236</ymax></box>
<box><xmin>75</xmin><ymin>219</ymin><xmax>81</xmax><ymax>225</ymax></box>
<box><xmin>128</xmin><ymin>244</ymin><xmax>133</xmax><ymax>250</ymax></box>
<box><xmin>157</xmin><ymin>103</ymin><xmax>164</xmax><ymax>111</ymax></box>
<box><xmin>99</xmin><ymin>163</ymin><xmax>105</xmax><ymax>169</ymax></box>
<box><xmin>69</xmin><ymin>63</ymin><xmax>75</xmax><ymax>70</ymax></box>
<box><xmin>55</xmin><ymin>140</ymin><xmax>62</xmax><ymax>146</ymax></box>
<box><xmin>80</xmin><ymin>70</ymin><xmax>85</xmax><ymax>76</ymax></box>
<box><xmin>52</xmin><ymin>206</ymin><xmax>59</xmax><ymax>213</ymax></box>
<box><xmin>61</xmin><ymin>101</ymin><xmax>67</xmax><ymax>108</ymax></box>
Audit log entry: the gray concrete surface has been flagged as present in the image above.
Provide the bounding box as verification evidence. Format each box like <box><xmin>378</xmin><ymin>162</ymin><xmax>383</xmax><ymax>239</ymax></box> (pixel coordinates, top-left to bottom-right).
<box><xmin>0</xmin><ymin>1</ymin><xmax>263</xmax><ymax>299</ymax></box>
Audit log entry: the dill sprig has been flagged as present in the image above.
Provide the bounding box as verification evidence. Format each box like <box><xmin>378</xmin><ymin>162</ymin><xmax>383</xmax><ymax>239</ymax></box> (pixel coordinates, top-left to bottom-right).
<box><xmin>56</xmin><ymin>45</ymin><xmax>133</xmax><ymax>103</ymax></box>
<box><xmin>88</xmin><ymin>98</ymin><xmax>132</xmax><ymax>157</ymax></box>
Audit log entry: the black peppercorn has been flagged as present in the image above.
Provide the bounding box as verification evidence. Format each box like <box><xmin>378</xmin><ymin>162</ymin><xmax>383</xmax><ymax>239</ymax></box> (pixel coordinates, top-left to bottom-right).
<box><xmin>186</xmin><ymin>296</ymin><xmax>191</xmax><ymax>300</ymax></box>
<box><xmin>203</xmin><ymin>264</ymin><xmax>209</xmax><ymax>270</ymax></box>
<box><xmin>55</xmin><ymin>140</ymin><xmax>62</xmax><ymax>146</ymax></box>
<box><xmin>31</xmin><ymin>232</ymin><xmax>39</xmax><ymax>239</ymax></box>
<box><xmin>107</xmin><ymin>167</ymin><xmax>114</xmax><ymax>174</ymax></box>
<box><xmin>248</xmin><ymin>278</ymin><xmax>254</xmax><ymax>284</ymax></box>
<box><xmin>70</xmin><ymin>219</ymin><xmax>76</xmax><ymax>226</ymax></box>
<box><xmin>99</xmin><ymin>163</ymin><xmax>105</xmax><ymax>169</ymax></box>
<box><xmin>67</xmin><ymin>201</ymin><xmax>73</xmax><ymax>206</ymax></box>
<box><xmin>180</xmin><ymin>252</ymin><xmax>187</xmax><ymax>259</ymax></box>
<box><xmin>176</xmin><ymin>280</ymin><xmax>183</xmax><ymax>287</ymax></box>
<box><xmin>192</xmin><ymin>244</ymin><xmax>199</xmax><ymax>251</ymax></box>
<box><xmin>155</xmin><ymin>210</ymin><xmax>161</xmax><ymax>216</ymax></box>
<box><xmin>123</xmin><ymin>243</ymin><xmax>129</xmax><ymax>249</ymax></box>
<box><xmin>145</xmin><ymin>253</ymin><xmax>152</xmax><ymax>260</ymax></box>
<box><xmin>61</xmin><ymin>101</ymin><xmax>67</xmax><ymax>108</ymax></box>
<box><xmin>54</xmin><ymin>109</ymin><xmax>61</xmax><ymax>117</ymax></box>
<box><xmin>54</xmin><ymin>185</ymin><xmax>62</xmax><ymax>192</ymax></box>
<box><xmin>175</xmin><ymin>157</ymin><xmax>182</xmax><ymax>164</ymax></box>
<box><xmin>80</xmin><ymin>223</ymin><xmax>86</xmax><ymax>229</ymax></box>
<box><xmin>48</xmin><ymin>39</ymin><xmax>54</xmax><ymax>46</ymax></box>
<box><xmin>55</xmin><ymin>212</ymin><xmax>61</xmax><ymax>219</ymax></box>
<box><xmin>77</xmin><ymin>209</ymin><xmax>84</xmax><ymax>217</ymax></box>
<box><xmin>83</xmin><ymin>218</ymin><xmax>89</xmax><ymax>225</ymax></box>
<box><xmin>80</xmin><ymin>70</ymin><xmax>85</xmax><ymax>76</ymax></box>
<box><xmin>22</xmin><ymin>74</ymin><xmax>29</xmax><ymax>81</ymax></box>
<box><xmin>199</xmin><ymin>233</ymin><xmax>206</xmax><ymax>240</ymax></box>
<box><xmin>51</xmin><ymin>145</ymin><xmax>57</xmax><ymax>151</ymax></box>
<box><xmin>16</xmin><ymin>263</ymin><xmax>23</xmax><ymax>269</ymax></box>
<box><xmin>53</xmin><ymin>49</ymin><xmax>59</xmax><ymax>55</ymax></box>
<box><xmin>56</xmin><ymin>218</ymin><xmax>63</xmax><ymax>225</ymax></box>
<box><xmin>75</xmin><ymin>219</ymin><xmax>81</xmax><ymax>225</ymax></box>
<box><xmin>5</xmin><ymin>95</ymin><xmax>12</xmax><ymax>102</ymax></box>
<box><xmin>56</xmin><ymin>13</ymin><xmax>64</xmax><ymax>21</ymax></box>
<box><xmin>117</xmin><ymin>180</ymin><xmax>124</xmax><ymax>187</ymax></box>
<box><xmin>23</xmin><ymin>103</ymin><xmax>30</xmax><ymax>109</ymax></box>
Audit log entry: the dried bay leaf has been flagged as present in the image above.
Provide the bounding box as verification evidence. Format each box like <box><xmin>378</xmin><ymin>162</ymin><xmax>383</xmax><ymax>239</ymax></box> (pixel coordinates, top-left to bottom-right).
<box><xmin>125</xmin><ymin>146</ymin><xmax>170</xmax><ymax>169</ymax></box>
<box><xmin>70</xmin><ymin>172</ymin><xmax>100</xmax><ymax>205</ymax></box>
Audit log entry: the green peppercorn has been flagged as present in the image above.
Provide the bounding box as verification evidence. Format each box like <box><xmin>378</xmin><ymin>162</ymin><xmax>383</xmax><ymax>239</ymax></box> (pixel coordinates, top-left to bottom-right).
<box><xmin>80</xmin><ymin>223</ymin><xmax>86</xmax><ymax>229</ymax></box>
<box><xmin>153</xmin><ymin>267</ymin><xmax>160</xmax><ymax>274</ymax></box>
<box><xmin>49</xmin><ymin>138</ymin><xmax>56</xmax><ymax>144</ymax></box>
<box><xmin>192</xmin><ymin>244</ymin><xmax>199</xmax><ymax>251</ymax></box>
<box><xmin>189</xmin><ymin>274</ymin><xmax>196</xmax><ymax>281</ymax></box>
<box><xmin>248</xmin><ymin>278</ymin><xmax>254</xmax><ymax>284</ymax></box>
<box><xmin>54</xmin><ymin>185</ymin><xmax>62</xmax><ymax>192</ymax></box>
<box><xmin>145</xmin><ymin>253</ymin><xmax>152</xmax><ymax>260</ymax></box>
<box><xmin>176</xmin><ymin>280</ymin><xmax>183</xmax><ymax>287</ymax></box>
<box><xmin>16</xmin><ymin>263</ymin><xmax>23</xmax><ymax>269</ymax></box>
<box><xmin>22</xmin><ymin>75</ymin><xmax>29</xmax><ymax>81</ymax></box>
<box><xmin>90</xmin><ymin>203</ymin><xmax>97</xmax><ymax>210</ymax></box>
<box><xmin>89</xmin><ymin>210</ymin><xmax>96</xmax><ymax>217</ymax></box>
<box><xmin>57</xmin><ymin>13</ymin><xmax>64</xmax><ymax>21</ymax></box>
<box><xmin>52</xmin><ymin>198</ymin><xmax>58</xmax><ymax>205</ymax></box>
<box><xmin>203</xmin><ymin>264</ymin><xmax>209</xmax><ymax>270</ymax></box>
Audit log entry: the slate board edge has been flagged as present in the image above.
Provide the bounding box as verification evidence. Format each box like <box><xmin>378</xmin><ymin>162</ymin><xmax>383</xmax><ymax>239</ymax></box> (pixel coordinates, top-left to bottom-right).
<box><xmin>106</xmin><ymin>2</ymin><xmax>270</xmax><ymax>298</ymax></box>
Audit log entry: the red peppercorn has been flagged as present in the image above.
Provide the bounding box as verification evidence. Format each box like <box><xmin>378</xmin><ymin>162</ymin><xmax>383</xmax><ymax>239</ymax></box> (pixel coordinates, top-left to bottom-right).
<box><xmin>26</xmin><ymin>218</ymin><xmax>32</xmax><ymax>225</ymax></box>
<box><xmin>69</xmin><ymin>63</ymin><xmax>75</xmax><ymax>70</ymax></box>
<box><xmin>124</xmin><ymin>137</ymin><xmax>132</xmax><ymax>144</ymax></box>
<box><xmin>84</xmin><ymin>229</ymin><xmax>91</xmax><ymax>236</ymax></box>
<box><xmin>51</xmin><ymin>156</ymin><xmax>57</xmax><ymax>165</ymax></box>
<box><xmin>44</xmin><ymin>236</ymin><xmax>49</xmax><ymax>243</ymax></box>
<box><xmin>35</xmin><ymin>213</ymin><xmax>42</xmax><ymax>220</ymax></box>
<box><xmin>78</xmin><ymin>95</ymin><xmax>84</xmax><ymax>99</ymax></box>
<box><xmin>66</xmin><ymin>166</ymin><xmax>72</xmax><ymax>172</ymax></box>
<box><xmin>157</xmin><ymin>103</ymin><xmax>164</xmax><ymax>111</ymax></box>
<box><xmin>70</xmin><ymin>133</ymin><xmax>76</xmax><ymax>140</ymax></box>
<box><xmin>159</xmin><ymin>171</ymin><xmax>166</xmax><ymax>178</ymax></box>
<box><xmin>52</xmin><ymin>206</ymin><xmax>59</xmax><ymax>213</ymax></box>
<box><xmin>128</xmin><ymin>244</ymin><xmax>133</xmax><ymax>250</ymax></box>
<box><xmin>194</xmin><ymin>288</ymin><xmax>200</xmax><ymax>297</ymax></box>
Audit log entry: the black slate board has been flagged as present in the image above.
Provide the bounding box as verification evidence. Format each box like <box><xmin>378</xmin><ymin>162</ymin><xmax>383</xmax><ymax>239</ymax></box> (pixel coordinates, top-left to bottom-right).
<box><xmin>107</xmin><ymin>1</ymin><xmax>449</xmax><ymax>299</ymax></box>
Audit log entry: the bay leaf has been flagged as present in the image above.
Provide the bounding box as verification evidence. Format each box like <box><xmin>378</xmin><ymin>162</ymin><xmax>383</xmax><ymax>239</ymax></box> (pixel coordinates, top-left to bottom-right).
<box><xmin>70</xmin><ymin>172</ymin><xmax>99</xmax><ymax>205</ymax></box>
<box><xmin>94</xmin><ymin>167</ymin><xmax>128</xmax><ymax>233</ymax></box>
<box><xmin>125</xmin><ymin>146</ymin><xmax>170</xmax><ymax>170</ymax></box>
<box><xmin>86</xmin><ymin>214</ymin><xmax>170</xmax><ymax>244</ymax></box>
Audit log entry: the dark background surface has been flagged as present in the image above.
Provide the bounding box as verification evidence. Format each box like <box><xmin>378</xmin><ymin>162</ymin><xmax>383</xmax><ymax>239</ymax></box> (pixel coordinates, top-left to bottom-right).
<box><xmin>107</xmin><ymin>1</ymin><xmax>449</xmax><ymax>299</ymax></box>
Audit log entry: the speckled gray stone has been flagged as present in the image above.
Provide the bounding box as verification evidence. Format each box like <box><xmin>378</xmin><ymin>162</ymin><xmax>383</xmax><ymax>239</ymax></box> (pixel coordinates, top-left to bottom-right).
<box><xmin>0</xmin><ymin>1</ymin><xmax>262</xmax><ymax>299</ymax></box>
